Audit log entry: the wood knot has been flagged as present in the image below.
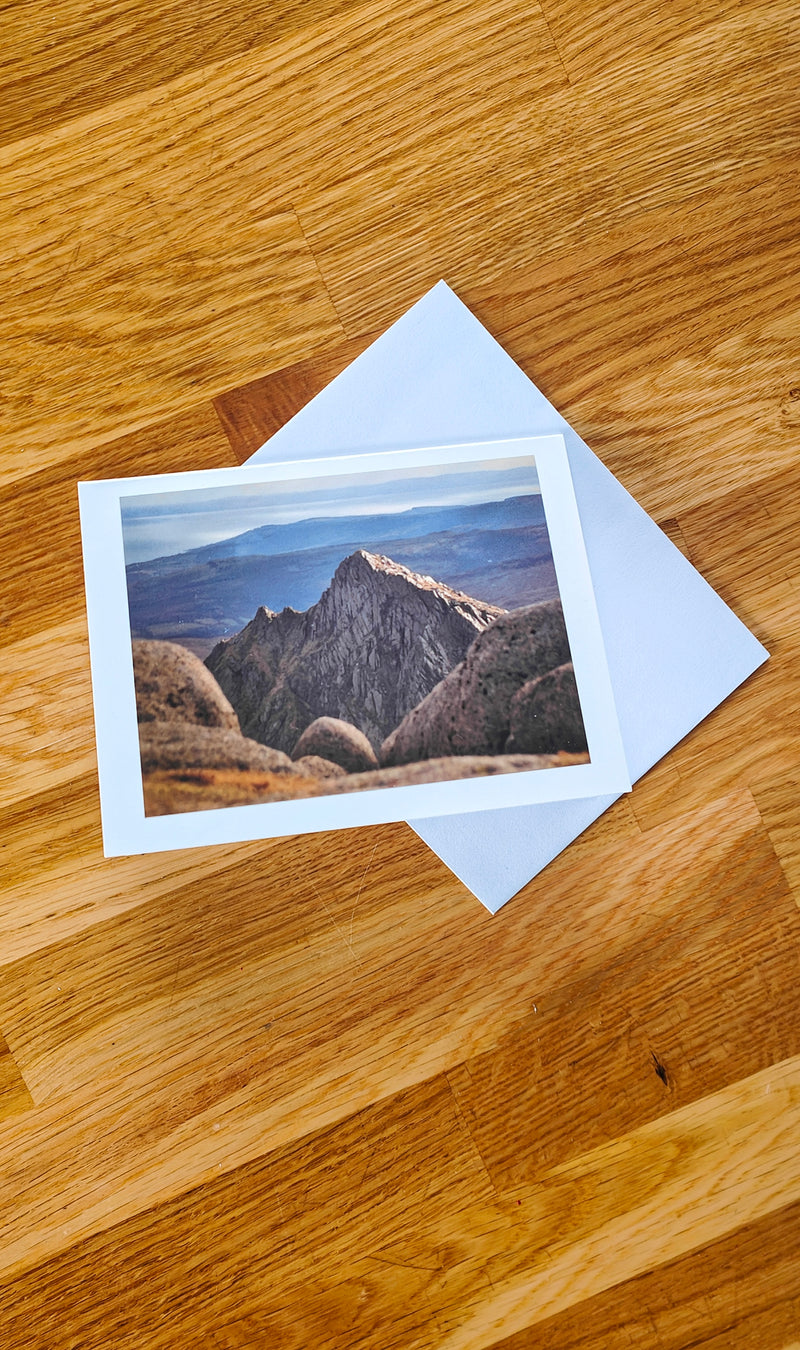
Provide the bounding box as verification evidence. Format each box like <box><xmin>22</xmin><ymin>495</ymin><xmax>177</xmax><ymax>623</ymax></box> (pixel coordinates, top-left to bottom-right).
<box><xmin>651</xmin><ymin>1051</ymin><xmax>669</xmax><ymax>1087</ymax></box>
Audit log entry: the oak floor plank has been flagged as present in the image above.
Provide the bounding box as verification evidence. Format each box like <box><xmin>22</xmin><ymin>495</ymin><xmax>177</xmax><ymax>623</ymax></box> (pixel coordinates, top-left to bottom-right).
<box><xmin>0</xmin><ymin>174</ymin><xmax>340</xmax><ymax>478</ymax></box>
<box><xmin>0</xmin><ymin>774</ymin><xmax>279</xmax><ymax>967</ymax></box>
<box><xmin>0</xmin><ymin>0</ymin><xmax>561</xmax><ymax>473</ymax></box>
<box><xmin>0</xmin><ymin>403</ymin><xmax>233</xmax><ymax>652</ymax></box>
<box><xmin>0</xmin><ymin>1033</ymin><xmax>33</xmax><ymax>1125</ymax></box>
<box><xmin>753</xmin><ymin>774</ymin><xmax>800</xmax><ymax>901</ymax></box>
<box><xmin>537</xmin><ymin>0</ymin><xmax>752</xmax><ymax>84</ymax></box>
<box><xmin>0</xmin><ymin>792</ymin><xmax>787</xmax><ymax>1287</ymax></box>
<box><xmin>417</xmin><ymin>1056</ymin><xmax>800</xmax><ymax>1348</ymax></box>
<box><xmin>0</xmin><ymin>1074</ymin><xmax>495</xmax><ymax>1349</ymax></box>
<box><xmin>490</xmin><ymin>1201</ymin><xmax>800</xmax><ymax>1348</ymax></box>
<box><xmin>630</xmin><ymin>466</ymin><xmax>800</xmax><ymax>831</ymax></box>
<box><xmin>0</xmin><ymin>0</ymin><xmax>366</xmax><ymax>149</ymax></box>
<box><xmin>0</xmin><ymin>826</ymin><xmax>477</xmax><ymax>1278</ymax></box>
<box><xmin>465</xmin><ymin>176</ymin><xmax>800</xmax><ymax>522</ymax></box>
<box><xmin>301</xmin><ymin>3</ymin><xmax>799</xmax><ymax>327</ymax></box>
<box><xmin>213</xmin><ymin>331</ymin><xmax>379</xmax><ymax>462</ymax></box>
<box><xmin>4</xmin><ymin>0</ymin><xmax>795</xmax><ymax>474</ymax></box>
<box><xmin>1</xmin><ymin>1054</ymin><xmax>799</xmax><ymax>1350</ymax></box>
<box><xmin>217</xmin><ymin>172</ymin><xmax>800</xmax><ymax>524</ymax></box>
<box><xmin>448</xmin><ymin>790</ymin><xmax>800</xmax><ymax>1187</ymax></box>
<box><xmin>0</xmin><ymin>615</ymin><xmax>100</xmax><ymax>809</ymax></box>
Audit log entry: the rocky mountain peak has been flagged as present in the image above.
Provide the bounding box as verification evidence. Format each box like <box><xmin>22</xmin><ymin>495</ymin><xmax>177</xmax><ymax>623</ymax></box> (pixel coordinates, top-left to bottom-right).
<box><xmin>338</xmin><ymin>548</ymin><xmax>435</xmax><ymax>583</ymax></box>
<box><xmin>338</xmin><ymin>546</ymin><xmax>489</xmax><ymax>601</ymax></box>
<box><xmin>206</xmin><ymin>550</ymin><xmax>505</xmax><ymax>754</ymax></box>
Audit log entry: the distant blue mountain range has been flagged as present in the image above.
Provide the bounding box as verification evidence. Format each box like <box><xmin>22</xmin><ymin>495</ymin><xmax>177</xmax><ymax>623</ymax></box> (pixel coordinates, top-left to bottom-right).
<box><xmin>132</xmin><ymin>494</ymin><xmax>546</xmax><ymax>567</ymax></box>
<box><xmin>125</xmin><ymin>494</ymin><xmax>559</xmax><ymax>651</ymax></box>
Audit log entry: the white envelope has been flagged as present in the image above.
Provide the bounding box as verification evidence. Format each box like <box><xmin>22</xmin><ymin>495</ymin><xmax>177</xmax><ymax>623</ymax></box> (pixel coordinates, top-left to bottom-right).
<box><xmin>248</xmin><ymin>281</ymin><xmax>767</xmax><ymax>911</ymax></box>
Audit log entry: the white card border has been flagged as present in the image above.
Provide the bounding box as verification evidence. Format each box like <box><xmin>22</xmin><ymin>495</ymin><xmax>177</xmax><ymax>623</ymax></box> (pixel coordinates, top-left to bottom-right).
<box><xmin>78</xmin><ymin>435</ymin><xmax>630</xmax><ymax>856</ymax></box>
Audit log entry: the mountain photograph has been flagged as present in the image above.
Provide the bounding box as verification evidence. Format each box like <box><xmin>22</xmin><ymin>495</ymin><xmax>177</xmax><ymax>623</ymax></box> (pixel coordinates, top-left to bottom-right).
<box><xmin>121</xmin><ymin>456</ymin><xmax>590</xmax><ymax>816</ymax></box>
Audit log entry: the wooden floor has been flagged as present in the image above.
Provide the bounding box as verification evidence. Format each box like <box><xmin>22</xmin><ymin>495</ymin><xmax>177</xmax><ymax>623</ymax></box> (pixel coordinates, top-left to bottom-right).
<box><xmin>1</xmin><ymin>0</ymin><xmax>799</xmax><ymax>1344</ymax></box>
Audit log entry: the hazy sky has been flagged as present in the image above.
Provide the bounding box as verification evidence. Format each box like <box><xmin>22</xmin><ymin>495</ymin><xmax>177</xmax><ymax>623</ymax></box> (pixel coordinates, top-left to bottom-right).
<box><xmin>121</xmin><ymin>457</ymin><xmax>540</xmax><ymax>563</ymax></box>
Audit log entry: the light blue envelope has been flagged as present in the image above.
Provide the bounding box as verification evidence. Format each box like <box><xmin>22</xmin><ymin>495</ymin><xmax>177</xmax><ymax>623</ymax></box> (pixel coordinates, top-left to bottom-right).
<box><xmin>248</xmin><ymin>281</ymin><xmax>767</xmax><ymax>911</ymax></box>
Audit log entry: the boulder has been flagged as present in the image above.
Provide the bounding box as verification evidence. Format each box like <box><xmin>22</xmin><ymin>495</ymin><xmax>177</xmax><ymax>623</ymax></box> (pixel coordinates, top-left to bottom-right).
<box><xmin>380</xmin><ymin>601</ymin><xmax>572</xmax><ymax>766</ymax></box>
<box><xmin>504</xmin><ymin>663</ymin><xmax>588</xmax><ymax>755</ymax></box>
<box><xmin>291</xmin><ymin>717</ymin><xmax>379</xmax><ymax>773</ymax></box>
<box><xmin>293</xmin><ymin>755</ymin><xmax>348</xmax><ymax>779</ymax></box>
<box><xmin>133</xmin><ymin>640</ymin><xmax>239</xmax><ymax>730</ymax></box>
<box><xmin>138</xmin><ymin>723</ymin><xmax>297</xmax><ymax>775</ymax></box>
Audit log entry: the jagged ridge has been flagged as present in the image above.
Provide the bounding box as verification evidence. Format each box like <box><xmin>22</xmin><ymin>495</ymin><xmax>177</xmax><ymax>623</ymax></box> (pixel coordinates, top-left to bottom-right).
<box><xmin>205</xmin><ymin>549</ymin><xmax>505</xmax><ymax>753</ymax></box>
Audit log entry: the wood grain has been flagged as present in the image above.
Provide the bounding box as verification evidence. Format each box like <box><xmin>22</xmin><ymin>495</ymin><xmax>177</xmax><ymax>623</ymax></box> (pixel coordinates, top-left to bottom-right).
<box><xmin>1</xmin><ymin>0</ymin><xmax>799</xmax><ymax>1342</ymax></box>
<box><xmin>213</xmin><ymin>331</ymin><xmax>378</xmax><ymax>461</ymax></box>
<box><xmin>448</xmin><ymin>794</ymin><xmax>800</xmax><ymax>1187</ymax></box>
<box><xmin>3</xmin><ymin>1055</ymin><xmax>797</xmax><ymax>1348</ymax></box>
<box><xmin>753</xmin><ymin>774</ymin><xmax>800</xmax><ymax>901</ymax></box>
<box><xmin>0</xmin><ymin>404</ymin><xmax>233</xmax><ymax>650</ymax></box>
<box><xmin>0</xmin><ymin>1033</ymin><xmax>33</xmax><ymax>1124</ymax></box>
<box><xmin>491</xmin><ymin>1201</ymin><xmax>800</xmax><ymax>1347</ymax></box>
<box><xmin>0</xmin><ymin>0</ymin><xmax>367</xmax><ymax>148</ymax></box>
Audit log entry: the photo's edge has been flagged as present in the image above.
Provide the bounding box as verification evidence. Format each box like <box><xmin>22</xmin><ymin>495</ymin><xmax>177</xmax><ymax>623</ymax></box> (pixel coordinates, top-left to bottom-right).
<box><xmin>532</xmin><ymin>440</ymin><xmax>631</xmax><ymax>793</ymax></box>
<box><xmin>85</xmin><ymin>433</ymin><xmax>630</xmax><ymax>856</ymax></box>
<box><xmin>110</xmin><ymin>753</ymin><xmax>632</xmax><ymax>857</ymax></box>
<box><xmin>79</xmin><ymin>480</ymin><xmax>151</xmax><ymax>853</ymax></box>
<box><xmin>109</xmin><ymin>433</ymin><xmax>566</xmax><ymax>499</ymax></box>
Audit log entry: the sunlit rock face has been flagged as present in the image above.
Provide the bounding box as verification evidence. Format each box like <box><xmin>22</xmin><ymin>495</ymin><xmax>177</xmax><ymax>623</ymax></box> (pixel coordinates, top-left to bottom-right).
<box><xmin>205</xmin><ymin>550</ymin><xmax>504</xmax><ymax>754</ymax></box>
<box><xmin>380</xmin><ymin>601</ymin><xmax>575</xmax><ymax>766</ymax></box>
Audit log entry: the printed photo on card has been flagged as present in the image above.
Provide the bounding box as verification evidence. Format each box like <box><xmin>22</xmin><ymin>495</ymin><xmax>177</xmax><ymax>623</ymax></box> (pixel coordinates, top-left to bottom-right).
<box><xmin>78</xmin><ymin>436</ymin><xmax>630</xmax><ymax>855</ymax></box>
